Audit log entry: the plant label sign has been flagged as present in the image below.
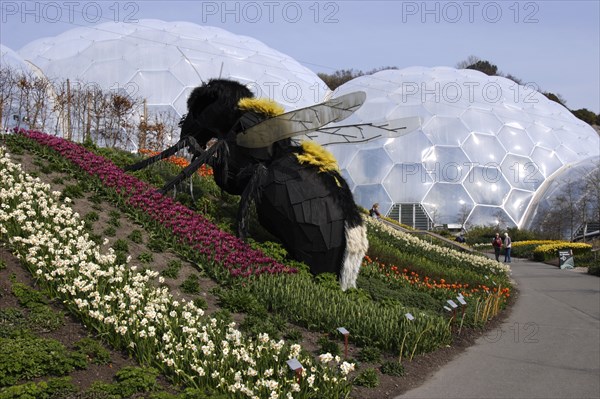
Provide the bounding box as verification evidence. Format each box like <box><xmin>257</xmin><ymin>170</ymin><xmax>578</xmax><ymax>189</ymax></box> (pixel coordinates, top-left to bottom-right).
<box><xmin>337</xmin><ymin>327</ymin><xmax>349</xmax><ymax>336</ymax></box>
<box><xmin>447</xmin><ymin>299</ymin><xmax>458</xmax><ymax>309</ymax></box>
<box><xmin>558</xmin><ymin>249</ymin><xmax>575</xmax><ymax>269</ymax></box>
<box><xmin>286</xmin><ymin>358</ymin><xmax>303</xmax><ymax>371</ymax></box>
<box><xmin>405</xmin><ymin>313</ymin><xmax>415</xmax><ymax>321</ymax></box>
<box><xmin>457</xmin><ymin>297</ymin><xmax>467</xmax><ymax>306</ymax></box>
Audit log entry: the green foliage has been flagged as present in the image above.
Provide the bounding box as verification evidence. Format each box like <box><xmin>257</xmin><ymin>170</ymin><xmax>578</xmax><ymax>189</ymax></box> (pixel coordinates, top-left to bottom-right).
<box><xmin>251</xmin><ymin>273</ymin><xmax>452</xmax><ymax>354</ymax></box>
<box><xmin>571</xmin><ymin>108</ymin><xmax>598</xmax><ymax>125</ymax></box>
<box><xmin>11</xmin><ymin>283</ymin><xmax>46</xmax><ymax>308</ymax></box>
<box><xmin>147</xmin><ymin>236</ymin><xmax>168</xmax><ymax>252</ymax></box>
<box><xmin>88</xmin><ymin>193</ymin><xmax>103</xmax><ymax>204</ymax></box>
<box><xmin>83</xmin><ymin>211</ymin><xmax>99</xmax><ymax>223</ymax></box>
<box><xmin>0</xmin><ymin>337</ymin><xmax>87</xmax><ymax>386</ymax></box>
<box><xmin>0</xmin><ymin>308</ymin><xmax>27</xmax><ymax>338</ymax></box>
<box><xmin>357</xmin><ymin>346</ymin><xmax>382</xmax><ymax>363</ymax></box>
<box><xmin>51</xmin><ymin>176</ymin><xmax>64</xmax><ymax>185</ymax></box>
<box><xmin>114</xmin><ymin>251</ymin><xmax>127</xmax><ymax>266</ymax></box>
<box><xmin>214</xmin><ymin>287</ymin><xmax>265</xmax><ymax>316</ymax></box>
<box><xmin>239</xmin><ymin>314</ymin><xmax>283</xmax><ymax>340</ymax></box>
<box><xmin>73</xmin><ymin>338</ymin><xmax>111</xmax><ymax>365</ymax></box>
<box><xmin>0</xmin><ymin>260</ymin><xmax>5</xmax><ymax>271</ymax></box>
<box><xmin>588</xmin><ymin>262</ymin><xmax>600</xmax><ymax>276</ymax></box>
<box><xmin>102</xmin><ymin>226</ymin><xmax>116</xmax><ymax>237</ymax></box>
<box><xmin>317</xmin><ymin>336</ymin><xmax>341</xmax><ymax>356</ymax></box>
<box><xmin>192</xmin><ymin>297</ymin><xmax>208</xmax><ymax>310</ymax></box>
<box><xmin>86</xmin><ymin>367</ymin><xmax>159</xmax><ymax>398</ymax></box>
<box><xmin>160</xmin><ymin>260</ymin><xmax>182</xmax><ymax>279</ymax></box>
<box><xmin>137</xmin><ymin>252</ymin><xmax>154</xmax><ymax>264</ymax></box>
<box><xmin>60</xmin><ymin>183</ymin><xmax>85</xmax><ymax>200</ymax></box>
<box><xmin>180</xmin><ymin>274</ymin><xmax>200</xmax><ymax>294</ymax></box>
<box><xmin>0</xmin><ymin>376</ymin><xmax>77</xmax><ymax>399</ymax></box>
<box><xmin>357</xmin><ymin>274</ymin><xmax>442</xmax><ymax>312</ymax></box>
<box><xmin>26</xmin><ymin>305</ymin><xmax>64</xmax><ymax>333</ymax></box>
<box><xmin>380</xmin><ymin>361</ymin><xmax>405</xmax><ymax>377</ymax></box>
<box><xmin>88</xmin><ymin>232</ymin><xmax>102</xmax><ymax>245</ymax></box>
<box><xmin>283</xmin><ymin>328</ymin><xmax>303</xmax><ymax>343</ymax></box>
<box><xmin>111</xmin><ymin>239</ymin><xmax>129</xmax><ymax>253</ymax></box>
<box><xmin>543</xmin><ymin>92</ymin><xmax>566</xmax><ymax>106</ymax></box>
<box><xmin>114</xmin><ymin>367</ymin><xmax>159</xmax><ymax>397</ymax></box>
<box><xmin>128</xmin><ymin>229</ymin><xmax>143</xmax><ymax>244</ymax></box>
<box><xmin>353</xmin><ymin>367</ymin><xmax>379</xmax><ymax>387</ymax></box>
<box><xmin>314</xmin><ymin>273</ymin><xmax>341</xmax><ymax>290</ymax></box>
<box><xmin>466</xmin><ymin>60</ymin><xmax>498</xmax><ymax>76</ymax></box>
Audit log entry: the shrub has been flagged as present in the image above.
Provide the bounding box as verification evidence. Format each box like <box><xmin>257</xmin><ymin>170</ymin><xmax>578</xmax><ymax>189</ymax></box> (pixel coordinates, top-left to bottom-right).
<box><xmin>317</xmin><ymin>336</ymin><xmax>341</xmax><ymax>356</ymax></box>
<box><xmin>357</xmin><ymin>346</ymin><xmax>382</xmax><ymax>363</ymax></box>
<box><xmin>180</xmin><ymin>274</ymin><xmax>200</xmax><ymax>294</ymax></box>
<box><xmin>380</xmin><ymin>361</ymin><xmax>404</xmax><ymax>376</ymax></box>
<box><xmin>353</xmin><ymin>367</ymin><xmax>379</xmax><ymax>387</ymax></box>
<box><xmin>160</xmin><ymin>260</ymin><xmax>182</xmax><ymax>279</ymax></box>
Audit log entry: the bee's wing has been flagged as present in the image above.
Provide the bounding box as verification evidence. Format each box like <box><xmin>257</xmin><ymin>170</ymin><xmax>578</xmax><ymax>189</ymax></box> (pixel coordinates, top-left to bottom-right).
<box><xmin>303</xmin><ymin>116</ymin><xmax>423</xmax><ymax>146</ymax></box>
<box><xmin>235</xmin><ymin>91</ymin><xmax>366</xmax><ymax>149</ymax></box>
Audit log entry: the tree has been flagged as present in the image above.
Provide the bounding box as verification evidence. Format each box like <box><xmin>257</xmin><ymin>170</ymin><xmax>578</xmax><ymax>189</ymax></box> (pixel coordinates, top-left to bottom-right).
<box><xmin>542</xmin><ymin>92</ymin><xmax>566</xmax><ymax>107</ymax></box>
<box><xmin>318</xmin><ymin>69</ymin><xmax>364</xmax><ymax>90</ymax></box>
<box><xmin>571</xmin><ymin>108</ymin><xmax>598</xmax><ymax>125</ymax></box>
<box><xmin>455</xmin><ymin>55</ymin><xmax>481</xmax><ymax>69</ymax></box>
<box><xmin>318</xmin><ymin>66</ymin><xmax>398</xmax><ymax>90</ymax></box>
<box><xmin>466</xmin><ymin>60</ymin><xmax>498</xmax><ymax>76</ymax></box>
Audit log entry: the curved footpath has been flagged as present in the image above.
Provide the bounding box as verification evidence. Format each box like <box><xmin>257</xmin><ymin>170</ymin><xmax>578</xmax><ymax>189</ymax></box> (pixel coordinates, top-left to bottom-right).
<box><xmin>397</xmin><ymin>257</ymin><xmax>600</xmax><ymax>399</ymax></box>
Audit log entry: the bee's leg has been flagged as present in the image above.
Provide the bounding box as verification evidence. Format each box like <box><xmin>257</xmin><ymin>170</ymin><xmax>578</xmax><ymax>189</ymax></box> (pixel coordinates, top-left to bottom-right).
<box><xmin>158</xmin><ymin>140</ymin><xmax>228</xmax><ymax>195</ymax></box>
<box><xmin>237</xmin><ymin>163</ymin><xmax>268</xmax><ymax>240</ymax></box>
<box><xmin>158</xmin><ymin>156</ymin><xmax>206</xmax><ymax>194</ymax></box>
<box><xmin>124</xmin><ymin>137</ymin><xmax>190</xmax><ymax>171</ymax></box>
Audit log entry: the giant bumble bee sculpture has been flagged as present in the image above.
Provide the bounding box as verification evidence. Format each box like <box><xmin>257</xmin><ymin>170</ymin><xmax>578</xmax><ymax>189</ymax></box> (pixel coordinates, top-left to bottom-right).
<box><xmin>126</xmin><ymin>79</ymin><xmax>419</xmax><ymax>290</ymax></box>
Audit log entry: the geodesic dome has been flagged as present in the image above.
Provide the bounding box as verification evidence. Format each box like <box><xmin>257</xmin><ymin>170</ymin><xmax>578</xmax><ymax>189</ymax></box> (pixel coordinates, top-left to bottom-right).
<box><xmin>17</xmin><ymin>19</ymin><xmax>328</xmax><ymax>119</ymax></box>
<box><xmin>322</xmin><ymin>67</ymin><xmax>600</xmax><ymax>229</ymax></box>
<box><xmin>1</xmin><ymin>44</ymin><xmax>30</xmax><ymax>71</ymax></box>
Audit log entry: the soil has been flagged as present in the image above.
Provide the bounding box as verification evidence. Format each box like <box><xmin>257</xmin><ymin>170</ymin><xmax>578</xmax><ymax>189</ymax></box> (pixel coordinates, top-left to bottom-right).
<box><xmin>0</xmin><ymin>143</ymin><xmax>516</xmax><ymax>398</ymax></box>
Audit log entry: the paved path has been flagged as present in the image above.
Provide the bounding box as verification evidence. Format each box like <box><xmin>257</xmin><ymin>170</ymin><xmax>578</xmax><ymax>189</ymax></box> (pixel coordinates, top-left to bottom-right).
<box><xmin>397</xmin><ymin>258</ymin><xmax>600</xmax><ymax>399</ymax></box>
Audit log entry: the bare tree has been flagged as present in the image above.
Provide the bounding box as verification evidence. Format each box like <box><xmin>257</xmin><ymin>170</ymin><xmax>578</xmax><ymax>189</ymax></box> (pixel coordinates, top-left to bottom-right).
<box><xmin>139</xmin><ymin>110</ymin><xmax>179</xmax><ymax>151</ymax></box>
<box><xmin>456</xmin><ymin>55</ymin><xmax>481</xmax><ymax>69</ymax></box>
<box><xmin>0</xmin><ymin>66</ymin><xmax>19</xmax><ymax>130</ymax></box>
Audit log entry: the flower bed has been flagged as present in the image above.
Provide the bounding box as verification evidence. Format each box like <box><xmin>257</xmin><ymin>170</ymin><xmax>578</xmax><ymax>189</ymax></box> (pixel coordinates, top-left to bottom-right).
<box><xmin>18</xmin><ymin>130</ymin><xmax>293</xmax><ymax>280</ymax></box>
<box><xmin>0</xmin><ymin>146</ymin><xmax>354</xmax><ymax>397</ymax></box>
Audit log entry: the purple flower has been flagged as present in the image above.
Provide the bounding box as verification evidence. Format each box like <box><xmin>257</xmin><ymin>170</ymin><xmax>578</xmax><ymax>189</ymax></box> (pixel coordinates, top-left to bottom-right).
<box><xmin>21</xmin><ymin>130</ymin><xmax>296</xmax><ymax>278</ymax></box>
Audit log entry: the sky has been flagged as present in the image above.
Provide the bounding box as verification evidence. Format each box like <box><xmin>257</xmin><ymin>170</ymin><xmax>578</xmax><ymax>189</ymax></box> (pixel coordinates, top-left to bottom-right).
<box><xmin>1</xmin><ymin>0</ymin><xmax>599</xmax><ymax>113</ymax></box>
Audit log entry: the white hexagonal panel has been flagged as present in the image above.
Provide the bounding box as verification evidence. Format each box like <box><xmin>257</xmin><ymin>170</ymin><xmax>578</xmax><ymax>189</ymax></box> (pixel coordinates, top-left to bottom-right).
<box><xmin>501</xmin><ymin>154</ymin><xmax>545</xmax><ymax>192</ymax></box>
<box><xmin>498</xmin><ymin>125</ymin><xmax>535</xmax><ymax>156</ymax></box>
<box><xmin>352</xmin><ymin>184</ymin><xmax>392</xmax><ymax>216</ymax></box>
<box><xmin>463</xmin><ymin>166</ymin><xmax>511</xmax><ymax>206</ymax></box>
<box><xmin>422</xmin><ymin>116</ymin><xmax>471</xmax><ymax>146</ymax></box>
<box><xmin>468</xmin><ymin>205</ymin><xmax>515</xmax><ymax>228</ymax></box>
<box><xmin>422</xmin><ymin>146</ymin><xmax>471</xmax><ymax>183</ymax></box>
<box><xmin>423</xmin><ymin>183</ymin><xmax>474</xmax><ymax>225</ymax></box>
<box><xmin>460</xmin><ymin>107</ymin><xmax>503</xmax><ymax>135</ymax></box>
<box><xmin>346</xmin><ymin>148</ymin><xmax>394</xmax><ymax>185</ymax></box>
<box><xmin>529</xmin><ymin>146</ymin><xmax>563</xmax><ymax>178</ymax></box>
<box><xmin>504</xmin><ymin>189</ymin><xmax>535</xmax><ymax>225</ymax></box>
<box><xmin>462</xmin><ymin>133</ymin><xmax>506</xmax><ymax>164</ymax></box>
<box><xmin>383</xmin><ymin>163</ymin><xmax>433</xmax><ymax>203</ymax></box>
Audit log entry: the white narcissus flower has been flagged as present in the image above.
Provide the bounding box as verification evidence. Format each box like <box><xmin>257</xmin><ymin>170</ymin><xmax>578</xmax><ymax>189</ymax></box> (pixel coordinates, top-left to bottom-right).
<box><xmin>340</xmin><ymin>361</ymin><xmax>355</xmax><ymax>375</ymax></box>
<box><xmin>319</xmin><ymin>353</ymin><xmax>334</xmax><ymax>363</ymax></box>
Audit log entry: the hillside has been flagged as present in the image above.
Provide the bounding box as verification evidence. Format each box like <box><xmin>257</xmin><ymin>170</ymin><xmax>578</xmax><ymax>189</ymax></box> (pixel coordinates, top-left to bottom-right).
<box><xmin>0</xmin><ymin>131</ymin><xmax>513</xmax><ymax>398</ymax></box>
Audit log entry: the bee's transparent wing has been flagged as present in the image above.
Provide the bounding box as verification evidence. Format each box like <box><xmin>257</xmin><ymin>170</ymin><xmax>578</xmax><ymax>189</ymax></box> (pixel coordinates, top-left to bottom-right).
<box><xmin>303</xmin><ymin>116</ymin><xmax>423</xmax><ymax>146</ymax></box>
<box><xmin>235</xmin><ymin>91</ymin><xmax>366</xmax><ymax>148</ymax></box>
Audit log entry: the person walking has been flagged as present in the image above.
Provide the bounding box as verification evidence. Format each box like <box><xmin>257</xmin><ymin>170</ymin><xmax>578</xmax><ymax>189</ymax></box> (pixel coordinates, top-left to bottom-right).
<box><xmin>492</xmin><ymin>232</ymin><xmax>502</xmax><ymax>262</ymax></box>
<box><xmin>503</xmin><ymin>232</ymin><xmax>512</xmax><ymax>263</ymax></box>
